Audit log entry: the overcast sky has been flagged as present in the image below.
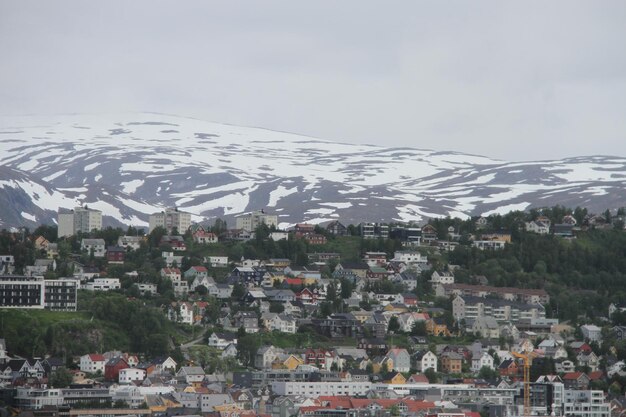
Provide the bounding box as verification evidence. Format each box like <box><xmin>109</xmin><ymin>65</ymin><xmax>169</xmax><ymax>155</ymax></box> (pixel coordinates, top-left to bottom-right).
<box><xmin>1</xmin><ymin>1</ymin><xmax>625</xmax><ymax>161</ymax></box>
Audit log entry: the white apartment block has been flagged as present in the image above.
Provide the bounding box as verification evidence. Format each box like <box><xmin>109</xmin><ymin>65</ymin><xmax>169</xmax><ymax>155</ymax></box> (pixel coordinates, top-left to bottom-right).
<box><xmin>452</xmin><ymin>295</ymin><xmax>545</xmax><ymax>323</ymax></box>
<box><xmin>271</xmin><ymin>381</ymin><xmax>372</xmax><ymax>398</ymax></box>
<box><xmin>391</xmin><ymin>251</ymin><xmax>428</xmax><ymax>267</ymax></box>
<box><xmin>136</xmin><ymin>283</ymin><xmax>158</xmax><ymax>295</ymax></box>
<box><xmin>58</xmin><ymin>207</ymin><xmax>102</xmax><ymax>238</ymax></box>
<box><xmin>83</xmin><ymin>278</ymin><xmax>121</xmax><ymax>291</ymax></box>
<box><xmin>119</xmin><ymin>368</ymin><xmax>146</xmax><ymax>384</ymax></box>
<box><xmin>472</xmin><ymin>240</ymin><xmax>506</xmax><ymax>250</ymax></box>
<box><xmin>563</xmin><ymin>390</ymin><xmax>609</xmax><ymax>417</ymax></box>
<box><xmin>149</xmin><ymin>207</ymin><xmax>192</xmax><ymax>233</ymax></box>
<box><xmin>235</xmin><ymin>210</ymin><xmax>278</xmax><ymax>232</ymax></box>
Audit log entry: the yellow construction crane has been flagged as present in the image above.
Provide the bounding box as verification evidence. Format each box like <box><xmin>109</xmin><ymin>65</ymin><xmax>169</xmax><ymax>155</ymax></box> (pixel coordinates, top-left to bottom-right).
<box><xmin>512</xmin><ymin>351</ymin><xmax>537</xmax><ymax>417</ymax></box>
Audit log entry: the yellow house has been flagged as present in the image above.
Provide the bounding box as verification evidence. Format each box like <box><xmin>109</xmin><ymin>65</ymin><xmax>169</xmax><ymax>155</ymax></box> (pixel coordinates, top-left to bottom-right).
<box><xmin>214</xmin><ymin>404</ymin><xmax>244</xmax><ymax>413</ymax></box>
<box><xmin>386</xmin><ymin>372</ymin><xmax>406</xmax><ymax>384</ymax></box>
<box><xmin>146</xmin><ymin>395</ymin><xmax>182</xmax><ymax>413</ymax></box>
<box><xmin>352</xmin><ymin>309</ymin><xmax>374</xmax><ymax>324</ymax></box>
<box><xmin>283</xmin><ymin>354</ymin><xmax>304</xmax><ymax>370</ymax></box>
<box><xmin>384</xmin><ymin>304</ymin><xmax>408</xmax><ymax>314</ymax></box>
<box><xmin>372</xmin><ymin>357</ymin><xmax>393</xmax><ymax>374</ymax></box>
<box><xmin>426</xmin><ymin>318</ymin><xmax>452</xmax><ymax>337</ymax></box>
<box><xmin>270</xmin><ymin>274</ymin><xmax>287</xmax><ymax>284</ymax></box>
<box><xmin>481</xmin><ymin>233</ymin><xmax>512</xmax><ymax>243</ymax></box>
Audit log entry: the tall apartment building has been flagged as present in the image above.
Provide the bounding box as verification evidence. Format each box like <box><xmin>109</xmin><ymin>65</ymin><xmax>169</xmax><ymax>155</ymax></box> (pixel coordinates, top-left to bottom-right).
<box><xmin>148</xmin><ymin>207</ymin><xmax>192</xmax><ymax>233</ymax></box>
<box><xmin>0</xmin><ymin>276</ymin><xmax>45</xmax><ymax>308</ymax></box>
<box><xmin>44</xmin><ymin>279</ymin><xmax>78</xmax><ymax>311</ymax></box>
<box><xmin>58</xmin><ymin>207</ymin><xmax>103</xmax><ymax>238</ymax></box>
<box><xmin>359</xmin><ymin>222</ymin><xmax>389</xmax><ymax>239</ymax></box>
<box><xmin>0</xmin><ymin>276</ymin><xmax>78</xmax><ymax>311</ymax></box>
<box><xmin>235</xmin><ymin>210</ymin><xmax>278</xmax><ymax>232</ymax></box>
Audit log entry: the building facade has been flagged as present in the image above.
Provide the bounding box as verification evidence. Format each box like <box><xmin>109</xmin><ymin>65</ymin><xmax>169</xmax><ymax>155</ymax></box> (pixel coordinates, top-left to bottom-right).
<box><xmin>235</xmin><ymin>210</ymin><xmax>278</xmax><ymax>232</ymax></box>
<box><xmin>148</xmin><ymin>207</ymin><xmax>192</xmax><ymax>233</ymax></box>
<box><xmin>58</xmin><ymin>207</ymin><xmax>103</xmax><ymax>238</ymax></box>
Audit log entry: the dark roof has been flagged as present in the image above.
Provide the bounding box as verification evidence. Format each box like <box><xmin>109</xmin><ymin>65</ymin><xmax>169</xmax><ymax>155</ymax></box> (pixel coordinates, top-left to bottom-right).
<box><xmin>339</xmin><ymin>261</ymin><xmax>369</xmax><ymax>270</ymax></box>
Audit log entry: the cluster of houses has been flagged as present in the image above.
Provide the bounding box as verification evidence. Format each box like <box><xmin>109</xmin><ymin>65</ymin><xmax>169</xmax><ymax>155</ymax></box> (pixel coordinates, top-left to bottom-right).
<box><xmin>0</xmin><ymin>334</ymin><xmax>620</xmax><ymax>417</ymax></box>
<box><xmin>2</xmin><ymin>210</ymin><xmax>626</xmax><ymax>417</ymax></box>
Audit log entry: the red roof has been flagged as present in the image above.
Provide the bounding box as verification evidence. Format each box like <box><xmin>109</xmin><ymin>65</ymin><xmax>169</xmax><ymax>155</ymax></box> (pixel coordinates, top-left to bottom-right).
<box><xmin>563</xmin><ymin>372</ymin><xmax>586</xmax><ymax>380</ymax></box>
<box><xmin>588</xmin><ymin>371</ymin><xmax>604</xmax><ymax>381</ymax></box>
<box><xmin>408</xmin><ymin>374</ymin><xmax>429</xmax><ymax>383</ymax></box>
<box><xmin>192</xmin><ymin>266</ymin><xmax>208</xmax><ymax>272</ymax></box>
<box><xmin>286</xmin><ymin>278</ymin><xmax>304</xmax><ymax>286</ymax></box>
<box><xmin>89</xmin><ymin>354</ymin><xmax>105</xmax><ymax>362</ymax></box>
<box><xmin>315</xmin><ymin>397</ymin><xmax>435</xmax><ymax>413</ymax></box>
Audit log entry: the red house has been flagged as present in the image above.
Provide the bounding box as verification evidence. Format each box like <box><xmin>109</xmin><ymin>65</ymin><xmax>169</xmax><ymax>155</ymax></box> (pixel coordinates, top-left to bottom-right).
<box><xmin>305</xmin><ymin>234</ymin><xmax>327</xmax><ymax>245</ymax></box>
<box><xmin>498</xmin><ymin>359</ymin><xmax>519</xmax><ymax>377</ymax></box>
<box><xmin>296</xmin><ymin>288</ymin><xmax>319</xmax><ymax>305</ymax></box>
<box><xmin>105</xmin><ymin>357</ymin><xmax>129</xmax><ymax>381</ymax></box>
<box><xmin>106</xmin><ymin>246</ymin><xmax>126</xmax><ymax>264</ymax></box>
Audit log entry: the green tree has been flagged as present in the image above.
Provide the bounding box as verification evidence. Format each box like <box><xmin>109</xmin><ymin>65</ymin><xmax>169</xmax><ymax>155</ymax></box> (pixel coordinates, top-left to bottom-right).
<box><xmin>388</xmin><ymin>316</ymin><xmax>400</xmax><ymax>333</ymax></box>
<box><xmin>48</xmin><ymin>367</ymin><xmax>73</xmax><ymax>388</ymax></box>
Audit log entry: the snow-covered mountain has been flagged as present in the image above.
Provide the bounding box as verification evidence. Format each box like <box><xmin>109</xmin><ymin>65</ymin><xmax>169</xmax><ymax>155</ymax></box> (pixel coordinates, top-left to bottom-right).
<box><xmin>0</xmin><ymin>113</ymin><xmax>625</xmax><ymax>229</ymax></box>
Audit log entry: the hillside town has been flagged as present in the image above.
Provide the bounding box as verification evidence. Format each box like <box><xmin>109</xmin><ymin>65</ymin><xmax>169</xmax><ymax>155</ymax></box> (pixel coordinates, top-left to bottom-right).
<box><xmin>1</xmin><ymin>206</ymin><xmax>626</xmax><ymax>417</ymax></box>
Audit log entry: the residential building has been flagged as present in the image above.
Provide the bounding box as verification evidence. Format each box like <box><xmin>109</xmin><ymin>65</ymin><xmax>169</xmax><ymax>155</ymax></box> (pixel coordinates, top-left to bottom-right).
<box><xmin>148</xmin><ymin>207</ymin><xmax>192</xmax><ymax>233</ymax></box>
<box><xmin>0</xmin><ymin>255</ymin><xmax>15</xmax><ymax>274</ymax></box>
<box><xmin>193</xmin><ymin>231</ymin><xmax>218</xmax><ymax>244</ymax></box>
<box><xmin>440</xmin><ymin>352</ymin><xmax>463</xmax><ymax>374</ymax></box>
<box><xmin>58</xmin><ymin>206</ymin><xmax>103</xmax><ymax>238</ymax></box>
<box><xmin>208</xmin><ymin>332</ymin><xmax>237</xmax><ymax>349</ymax></box>
<box><xmin>581</xmin><ymin>324</ymin><xmax>602</xmax><ymax>343</ymax></box>
<box><xmin>80</xmin><ymin>354</ymin><xmax>106</xmax><ymax>374</ymax></box>
<box><xmin>563</xmin><ymin>390</ymin><xmax>609</xmax><ymax>417</ymax></box>
<box><xmin>118</xmin><ymin>235</ymin><xmax>143</xmax><ymax>251</ymax></box>
<box><xmin>119</xmin><ymin>368</ymin><xmax>146</xmax><ymax>384</ymax></box>
<box><xmin>473</xmin><ymin>240</ymin><xmax>506</xmax><ymax>250</ymax></box>
<box><xmin>413</xmin><ymin>350</ymin><xmax>438</xmax><ymax>372</ymax></box>
<box><xmin>105</xmin><ymin>357</ymin><xmax>129</xmax><ymax>381</ymax></box>
<box><xmin>271</xmin><ymin>380</ymin><xmax>371</xmax><ymax>397</ymax></box>
<box><xmin>359</xmin><ymin>222</ymin><xmax>389</xmax><ymax>239</ymax></box>
<box><xmin>471</xmin><ymin>352</ymin><xmax>495</xmax><ymax>372</ymax></box>
<box><xmin>106</xmin><ymin>246</ymin><xmax>125</xmax><ymax>264</ymax></box>
<box><xmin>385</xmin><ymin>348</ymin><xmax>411</xmax><ymax>372</ymax></box>
<box><xmin>235</xmin><ymin>210</ymin><xmax>278</xmax><ymax>232</ymax></box>
<box><xmin>44</xmin><ymin>278</ymin><xmax>78</xmax><ymax>311</ymax></box>
<box><xmin>436</xmin><ymin>283</ymin><xmax>550</xmax><ymax>304</ymax></box>
<box><xmin>207</xmin><ymin>255</ymin><xmax>229</xmax><ymax>267</ymax></box>
<box><xmin>81</xmin><ymin>238</ymin><xmax>106</xmax><ymax>258</ymax></box>
<box><xmin>326</xmin><ymin>221</ymin><xmax>347</xmax><ymax>236</ymax></box>
<box><xmin>83</xmin><ymin>278</ymin><xmax>121</xmax><ymax>291</ymax></box>
<box><xmin>452</xmin><ymin>295</ymin><xmax>546</xmax><ymax>324</ymax></box>
<box><xmin>0</xmin><ymin>276</ymin><xmax>45</xmax><ymax>308</ymax></box>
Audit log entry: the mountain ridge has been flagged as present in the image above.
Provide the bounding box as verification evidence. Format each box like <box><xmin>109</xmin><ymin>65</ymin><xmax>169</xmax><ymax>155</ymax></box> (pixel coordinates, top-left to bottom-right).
<box><xmin>0</xmin><ymin>113</ymin><xmax>625</xmax><ymax>229</ymax></box>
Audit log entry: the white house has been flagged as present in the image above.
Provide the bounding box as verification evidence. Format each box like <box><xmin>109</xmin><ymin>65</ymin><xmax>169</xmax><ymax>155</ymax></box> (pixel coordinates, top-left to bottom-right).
<box><xmin>413</xmin><ymin>351</ymin><xmax>438</xmax><ymax>372</ymax></box>
<box><xmin>81</xmin><ymin>239</ymin><xmax>106</xmax><ymax>258</ymax></box>
<box><xmin>471</xmin><ymin>352</ymin><xmax>495</xmax><ymax>372</ymax></box>
<box><xmin>119</xmin><ymin>368</ymin><xmax>146</xmax><ymax>384</ymax></box>
<box><xmin>580</xmin><ymin>324</ymin><xmax>602</xmax><ymax>343</ymax></box>
<box><xmin>152</xmin><ymin>357</ymin><xmax>177</xmax><ymax>374</ymax></box>
<box><xmin>79</xmin><ymin>354</ymin><xmax>106</xmax><ymax>374</ymax></box>
<box><xmin>208</xmin><ymin>332</ymin><xmax>237</xmax><ymax>349</ymax></box>
<box><xmin>118</xmin><ymin>236</ymin><xmax>143</xmax><ymax>251</ymax></box>
<box><xmin>207</xmin><ymin>283</ymin><xmax>233</xmax><ymax>299</ymax></box>
<box><xmin>83</xmin><ymin>278</ymin><xmax>121</xmax><ymax>291</ymax></box>
<box><xmin>176</xmin><ymin>366</ymin><xmax>206</xmax><ymax>384</ymax></box>
<box><xmin>136</xmin><ymin>283</ymin><xmax>158</xmax><ymax>296</ymax></box>
<box><xmin>168</xmin><ymin>302</ymin><xmax>194</xmax><ymax>325</ymax></box>
<box><xmin>525</xmin><ymin>221</ymin><xmax>550</xmax><ymax>235</ymax></box>
<box><xmin>206</xmin><ymin>256</ymin><xmax>229</xmax><ymax>268</ymax></box>
<box><xmin>391</xmin><ymin>251</ymin><xmax>428</xmax><ymax>267</ymax></box>
<box><xmin>430</xmin><ymin>271</ymin><xmax>455</xmax><ymax>285</ymax></box>
<box><xmin>267</xmin><ymin>314</ymin><xmax>297</xmax><ymax>334</ymax></box>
